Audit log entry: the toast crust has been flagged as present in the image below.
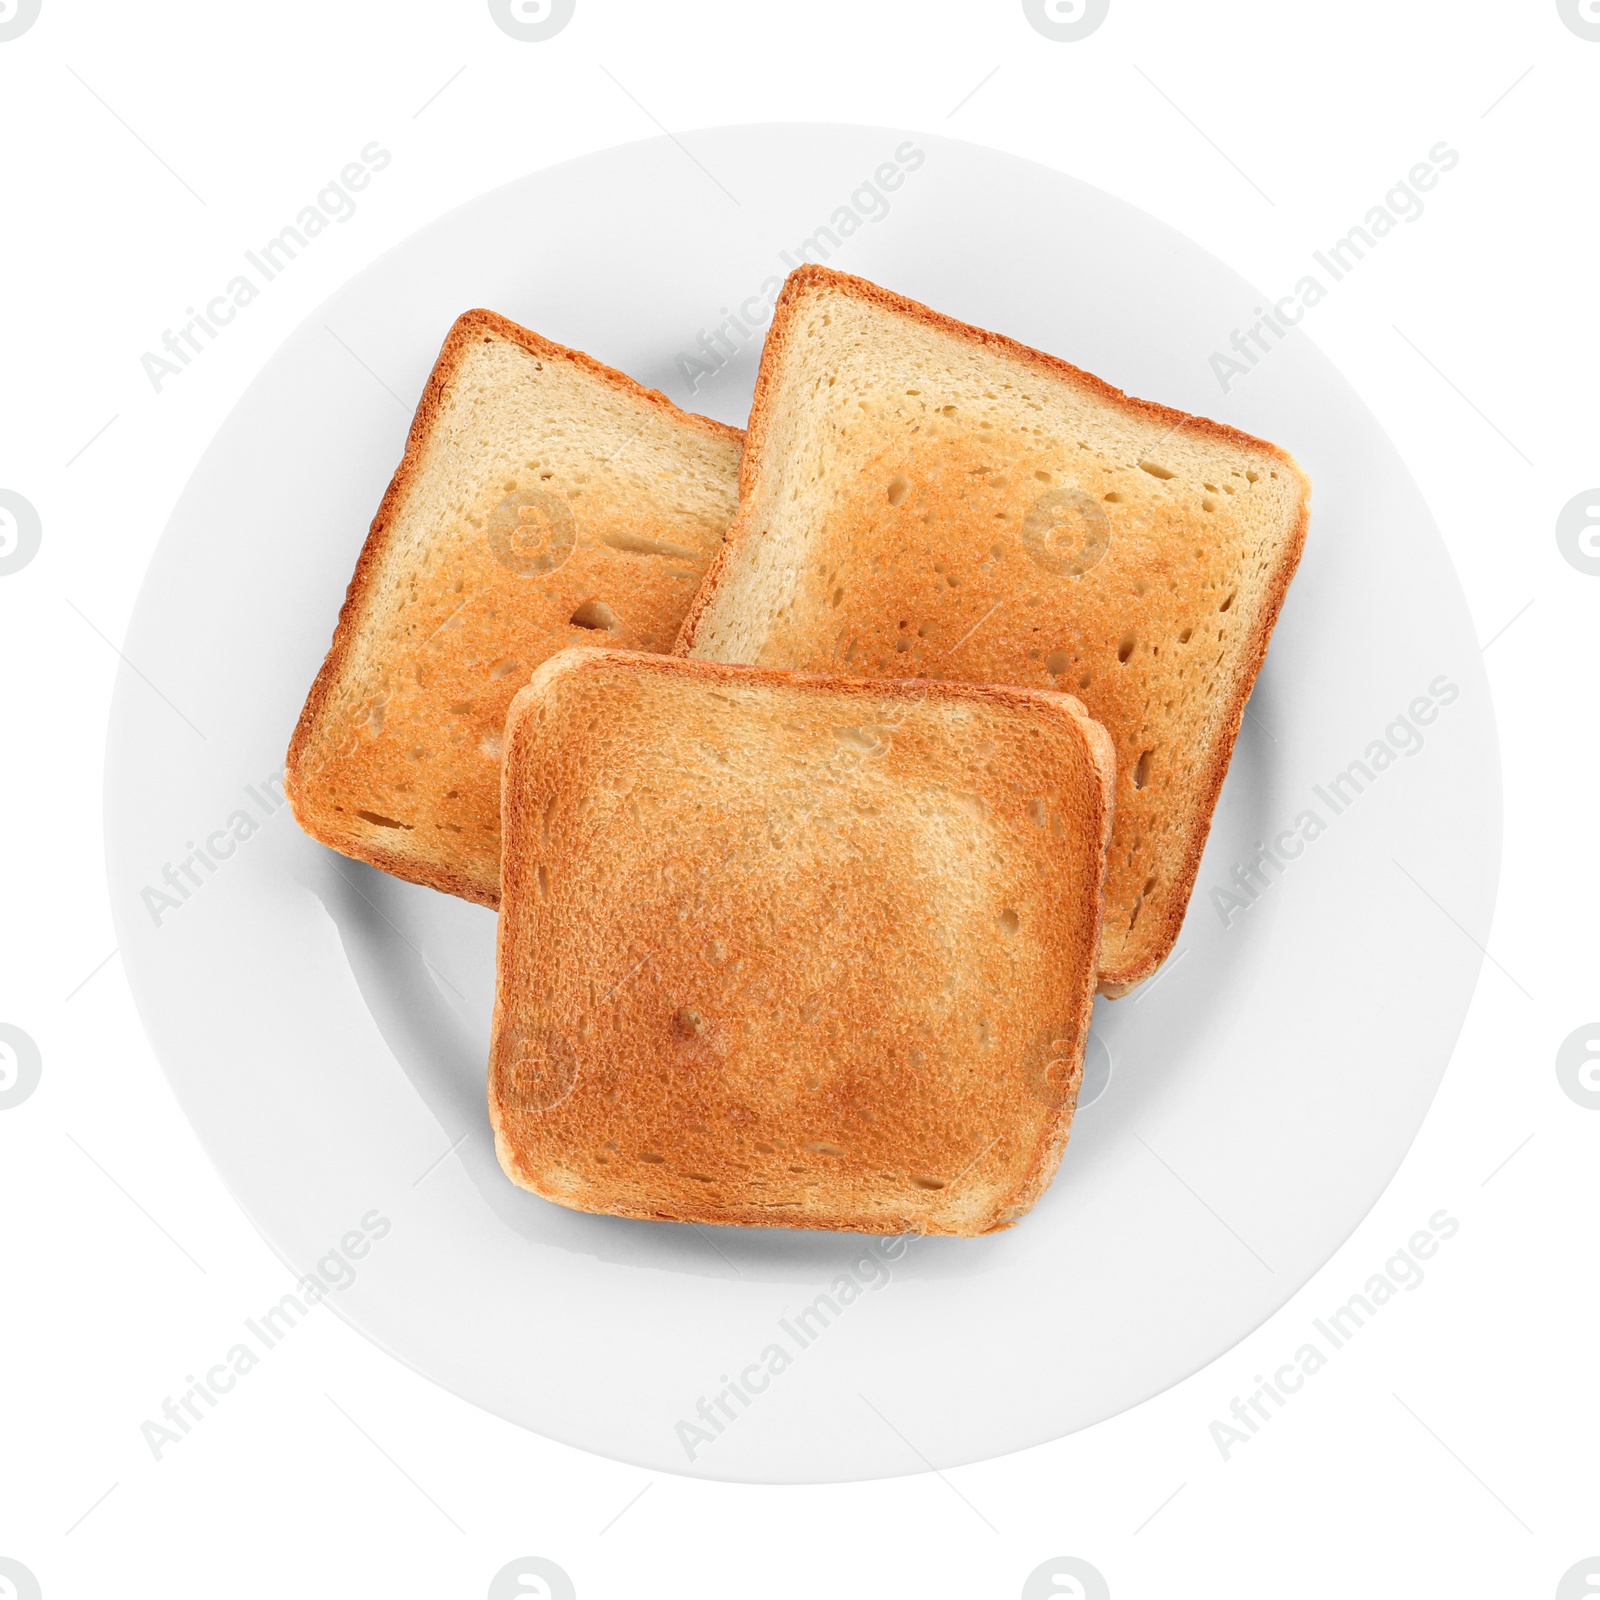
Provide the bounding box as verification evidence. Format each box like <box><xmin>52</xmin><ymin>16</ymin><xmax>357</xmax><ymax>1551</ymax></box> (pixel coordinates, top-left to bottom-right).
<box><xmin>285</xmin><ymin>310</ymin><xmax>743</xmax><ymax>905</ymax></box>
<box><xmin>676</xmin><ymin>266</ymin><xmax>1311</xmax><ymax>993</ymax></box>
<box><xmin>490</xmin><ymin>648</ymin><xmax>1115</xmax><ymax>1236</ymax></box>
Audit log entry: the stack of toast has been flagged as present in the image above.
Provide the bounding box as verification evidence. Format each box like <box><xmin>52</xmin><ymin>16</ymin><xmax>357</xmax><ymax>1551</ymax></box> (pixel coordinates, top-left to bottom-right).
<box><xmin>288</xmin><ymin>268</ymin><xmax>1309</xmax><ymax>1237</ymax></box>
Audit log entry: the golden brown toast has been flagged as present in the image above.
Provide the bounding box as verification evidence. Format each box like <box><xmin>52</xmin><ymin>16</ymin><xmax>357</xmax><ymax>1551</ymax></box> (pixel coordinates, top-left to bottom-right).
<box><xmin>677</xmin><ymin>267</ymin><xmax>1310</xmax><ymax>993</ymax></box>
<box><xmin>489</xmin><ymin>649</ymin><xmax>1115</xmax><ymax>1236</ymax></box>
<box><xmin>286</xmin><ymin>310</ymin><xmax>743</xmax><ymax>905</ymax></box>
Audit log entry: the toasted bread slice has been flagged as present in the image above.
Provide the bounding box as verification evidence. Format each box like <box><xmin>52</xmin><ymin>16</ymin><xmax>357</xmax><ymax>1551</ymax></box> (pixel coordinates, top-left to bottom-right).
<box><xmin>286</xmin><ymin>310</ymin><xmax>743</xmax><ymax>905</ymax></box>
<box><xmin>677</xmin><ymin>267</ymin><xmax>1310</xmax><ymax>993</ymax></box>
<box><xmin>489</xmin><ymin>649</ymin><xmax>1115</xmax><ymax>1236</ymax></box>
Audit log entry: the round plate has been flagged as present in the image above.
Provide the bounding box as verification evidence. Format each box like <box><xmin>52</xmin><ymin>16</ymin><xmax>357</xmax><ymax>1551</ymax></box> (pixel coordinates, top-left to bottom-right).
<box><xmin>106</xmin><ymin>125</ymin><xmax>1499</xmax><ymax>1483</ymax></box>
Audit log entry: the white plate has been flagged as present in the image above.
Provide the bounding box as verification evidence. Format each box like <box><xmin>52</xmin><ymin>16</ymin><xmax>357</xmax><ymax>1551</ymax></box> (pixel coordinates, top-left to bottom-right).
<box><xmin>105</xmin><ymin>125</ymin><xmax>1500</xmax><ymax>1483</ymax></box>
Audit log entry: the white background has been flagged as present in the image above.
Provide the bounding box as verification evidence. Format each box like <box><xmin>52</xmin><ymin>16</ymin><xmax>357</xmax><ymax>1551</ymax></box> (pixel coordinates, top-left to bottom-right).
<box><xmin>1</xmin><ymin>2</ymin><xmax>1595</xmax><ymax>1596</ymax></box>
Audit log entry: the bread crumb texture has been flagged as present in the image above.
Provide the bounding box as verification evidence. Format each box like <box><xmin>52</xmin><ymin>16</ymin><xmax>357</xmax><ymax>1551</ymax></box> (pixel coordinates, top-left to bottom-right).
<box><xmin>682</xmin><ymin>269</ymin><xmax>1309</xmax><ymax>989</ymax></box>
<box><xmin>287</xmin><ymin>313</ymin><xmax>742</xmax><ymax>905</ymax></box>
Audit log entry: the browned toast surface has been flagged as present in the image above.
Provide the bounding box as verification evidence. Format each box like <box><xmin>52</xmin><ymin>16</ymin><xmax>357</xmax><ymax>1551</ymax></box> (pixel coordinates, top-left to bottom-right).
<box><xmin>489</xmin><ymin>648</ymin><xmax>1115</xmax><ymax>1236</ymax></box>
<box><xmin>678</xmin><ymin>267</ymin><xmax>1309</xmax><ymax>991</ymax></box>
<box><xmin>287</xmin><ymin>310</ymin><xmax>743</xmax><ymax>905</ymax></box>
